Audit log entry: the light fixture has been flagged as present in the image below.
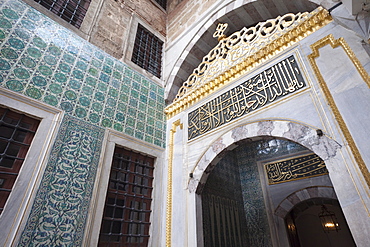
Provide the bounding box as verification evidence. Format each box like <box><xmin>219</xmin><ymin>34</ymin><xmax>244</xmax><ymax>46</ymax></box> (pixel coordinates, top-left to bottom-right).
<box><xmin>318</xmin><ymin>205</ymin><xmax>340</xmax><ymax>232</ymax></box>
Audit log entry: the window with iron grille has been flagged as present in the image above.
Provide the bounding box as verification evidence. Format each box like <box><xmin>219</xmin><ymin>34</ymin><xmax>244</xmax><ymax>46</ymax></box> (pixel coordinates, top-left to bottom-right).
<box><xmin>132</xmin><ymin>24</ymin><xmax>163</xmax><ymax>78</ymax></box>
<box><xmin>98</xmin><ymin>146</ymin><xmax>155</xmax><ymax>246</ymax></box>
<box><xmin>154</xmin><ymin>0</ymin><xmax>167</xmax><ymax>10</ymax></box>
<box><xmin>33</xmin><ymin>0</ymin><xmax>91</xmax><ymax>28</ymax></box>
<box><xmin>0</xmin><ymin>107</ymin><xmax>40</xmax><ymax>215</ymax></box>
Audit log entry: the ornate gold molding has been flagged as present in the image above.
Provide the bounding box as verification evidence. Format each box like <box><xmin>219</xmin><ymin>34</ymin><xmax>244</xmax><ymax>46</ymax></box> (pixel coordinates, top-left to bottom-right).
<box><xmin>166</xmin><ymin>119</ymin><xmax>183</xmax><ymax>247</ymax></box>
<box><xmin>165</xmin><ymin>7</ymin><xmax>332</xmax><ymax>118</ymax></box>
<box><xmin>308</xmin><ymin>34</ymin><xmax>370</xmax><ymax>189</ymax></box>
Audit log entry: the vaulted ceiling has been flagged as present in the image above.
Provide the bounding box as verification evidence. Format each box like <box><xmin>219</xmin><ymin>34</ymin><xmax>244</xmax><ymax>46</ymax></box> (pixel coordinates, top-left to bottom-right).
<box><xmin>166</xmin><ymin>0</ymin><xmax>320</xmax><ymax>103</ymax></box>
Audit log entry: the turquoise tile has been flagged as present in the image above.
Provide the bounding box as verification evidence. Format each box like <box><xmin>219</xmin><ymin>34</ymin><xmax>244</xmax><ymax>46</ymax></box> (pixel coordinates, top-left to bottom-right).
<box><xmin>0</xmin><ymin>0</ymin><xmax>165</xmax><ymax>148</ymax></box>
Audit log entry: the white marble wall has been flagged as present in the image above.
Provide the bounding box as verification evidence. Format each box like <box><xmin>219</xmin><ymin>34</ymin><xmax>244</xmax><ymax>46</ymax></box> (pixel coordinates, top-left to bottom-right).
<box><xmin>165</xmin><ymin>21</ymin><xmax>370</xmax><ymax>246</ymax></box>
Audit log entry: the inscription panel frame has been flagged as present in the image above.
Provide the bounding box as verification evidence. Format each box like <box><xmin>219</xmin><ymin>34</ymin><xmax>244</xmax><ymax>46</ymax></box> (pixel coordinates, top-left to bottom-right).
<box><xmin>188</xmin><ymin>53</ymin><xmax>309</xmax><ymax>141</ymax></box>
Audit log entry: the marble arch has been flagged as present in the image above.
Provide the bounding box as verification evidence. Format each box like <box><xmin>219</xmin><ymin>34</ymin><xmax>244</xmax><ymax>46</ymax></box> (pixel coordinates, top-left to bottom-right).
<box><xmin>188</xmin><ymin>120</ymin><xmax>343</xmax><ymax>193</ymax></box>
<box><xmin>165</xmin><ymin>0</ymin><xmax>339</xmax><ymax>103</ymax></box>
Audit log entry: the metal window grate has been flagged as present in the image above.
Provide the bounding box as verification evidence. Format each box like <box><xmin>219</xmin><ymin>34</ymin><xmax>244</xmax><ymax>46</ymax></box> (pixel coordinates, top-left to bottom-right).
<box><xmin>0</xmin><ymin>107</ymin><xmax>39</xmax><ymax>214</ymax></box>
<box><xmin>99</xmin><ymin>147</ymin><xmax>155</xmax><ymax>247</ymax></box>
<box><xmin>132</xmin><ymin>24</ymin><xmax>163</xmax><ymax>78</ymax></box>
<box><xmin>33</xmin><ymin>0</ymin><xmax>91</xmax><ymax>28</ymax></box>
<box><xmin>154</xmin><ymin>0</ymin><xmax>167</xmax><ymax>10</ymax></box>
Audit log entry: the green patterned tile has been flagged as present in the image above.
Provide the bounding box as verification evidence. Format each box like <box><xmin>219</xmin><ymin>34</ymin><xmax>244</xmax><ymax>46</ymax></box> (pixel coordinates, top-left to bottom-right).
<box><xmin>141</xmin><ymin>87</ymin><xmax>149</xmax><ymax>95</ymax></box>
<box><xmin>89</xmin><ymin>113</ymin><xmax>100</xmax><ymax>123</ymax></box>
<box><xmin>75</xmin><ymin>107</ymin><xmax>87</xmax><ymax>118</ymax></box>
<box><xmin>133</xmin><ymin>74</ymin><xmax>141</xmax><ymax>82</ymax></box>
<box><xmin>108</xmin><ymin>88</ymin><xmax>118</xmax><ymax>97</ymax></box>
<box><xmin>8</xmin><ymin>37</ymin><xmax>25</xmax><ymax>49</ymax></box>
<box><xmin>14</xmin><ymin>67</ymin><xmax>31</xmax><ymax>79</ymax></box>
<box><xmin>104</xmin><ymin>108</ymin><xmax>114</xmax><ymax>117</ymax></box>
<box><xmin>120</xmin><ymin>93</ymin><xmax>128</xmax><ymax>102</ymax></box>
<box><xmin>92</xmin><ymin>102</ymin><xmax>103</xmax><ymax>112</ymax></box>
<box><xmin>124</xmin><ymin>68</ymin><xmax>133</xmax><ymax>77</ymax></box>
<box><xmin>0</xmin><ymin>30</ymin><xmax>6</xmax><ymax>39</ymax></box>
<box><xmin>48</xmin><ymin>46</ymin><xmax>61</xmax><ymax>56</ymax></box>
<box><xmin>142</xmin><ymin>79</ymin><xmax>149</xmax><ymax>88</ymax></box>
<box><xmin>0</xmin><ymin>58</ymin><xmax>11</xmax><ymax>70</ymax></box>
<box><xmin>130</xmin><ymin>89</ymin><xmax>139</xmax><ymax>98</ymax></box>
<box><xmin>86</xmin><ymin>76</ymin><xmax>96</xmax><ymax>87</ymax></box>
<box><xmin>128</xmin><ymin>107</ymin><xmax>137</xmax><ymax>117</ymax></box>
<box><xmin>127</xmin><ymin>117</ymin><xmax>135</xmax><ymax>127</ymax></box>
<box><xmin>63</xmin><ymin>53</ymin><xmax>75</xmax><ymax>64</ymax></box>
<box><xmin>43</xmin><ymin>94</ymin><xmax>58</xmax><ymax>106</ymax></box>
<box><xmin>113</xmin><ymin>71</ymin><xmax>121</xmax><ymax>80</ymax></box>
<box><xmin>82</xmin><ymin>85</ymin><xmax>94</xmax><ymax>96</ymax></box>
<box><xmin>113</xmin><ymin>123</ymin><xmax>123</xmax><ymax>132</ymax></box>
<box><xmin>117</xmin><ymin>103</ymin><xmax>127</xmax><ymax>112</ymax></box>
<box><xmin>60</xmin><ymin>101</ymin><xmax>74</xmax><ymax>112</ymax></box>
<box><xmin>64</xmin><ymin>90</ymin><xmax>77</xmax><ymax>100</ymax></box>
<box><xmin>106</xmin><ymin>98</ymin><xmax>117</xmax><ymax>107</ymax></box>
<box><xmin>94</xmin><ymin>92</ymin><xmax>105</xmax><ymax>101</ymax></box>
<box><xmin>97</xmin><ymin>82</ymin><xmax>107</xmax><ymax>92</ymax></box>
<box><xmin>20</xmin><ymin>56</ymin><xmax>36</xmax><ymax>68</ymax></box>
<box><xmin>3</xmin><ymin>8</ymin><xmax>20</xmax><ymax>20</ymax></box>
<box><xmin>138</xmin><ymin>102</ymin><xmax>146</xmax><ymax>112</ymax></box>
<box><xmin>129</xmin><ymin>98</ymin><xmax>137</xmax><ymax>107</ymax></box>
<box><xmin>147</xmin><ymin>116</ymin><xmax>154</xmax><ymax>126</ymax></box>
<box><xmin>69</xmin><ymin>79</ymin><xmax>81</xmax><ymax>90</ymax></box>
<box><xmin>135</xmin><ymin>131</ymin><xmax>144</xmax><ymax>140</ymax></box>
<box><xmin>115</xmin><ymin>112</ymin><xmax>125</xmax><ymax>122</ymax></box>
<box><xmin>146</xmin><ymin>126</ymin><xmax>154</xmax><ymax>135</ymax></box>
<box><xmin>6</xmin><ymin>79</ymin><xmax>24</xmax><ymax>92</ymax></box>
<box><xmin>0</xmin><ymin>17</ymin><xmax>13</xmax><ymax>29</ymax></box>
<box><xmin>1</xmin><ymin>47</ymin><xmax>19</xmax><ymax>59</ymax></box>
<box><xmin>88</xmin><ymin>67</ymin><xmax>98</xmax><ymax>77</ymax></box>
<box><xmin>91</xmin><ymin>59</ymin><xmax>101</xmax><ymax>68</ymax></box>
<box><xmin>145</xmin><ymin>135</ymin><xmax>153</xmax><ymax>143</ymax></box>
<box><xmin>32</xmin><ymin>36</ymin><xmax>47</xmax><ymax>49</ymax></box>
<box><xmin>0</xmin><ymin>0</ymin><xmax>166</xmax><ymax>148</ymax></box>
<box><xmin>125</xmin><ymin>127</ymin><xmax>134</xmax><ymax>136</ymax></box>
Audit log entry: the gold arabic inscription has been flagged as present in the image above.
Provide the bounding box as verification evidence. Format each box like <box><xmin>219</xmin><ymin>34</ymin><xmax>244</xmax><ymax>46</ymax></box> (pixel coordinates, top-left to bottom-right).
<box><xmin>188</xmin><ymin>55</ymin><xmax>306</xmax><ymax>140</ymax></box>
<box><xmin>265</xmin><ymin>153</ymin><xmax>328</xmax><ymax>185</ymax></box>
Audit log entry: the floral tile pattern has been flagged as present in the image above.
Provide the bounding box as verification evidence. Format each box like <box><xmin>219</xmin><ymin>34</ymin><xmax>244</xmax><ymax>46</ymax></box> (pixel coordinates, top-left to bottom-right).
<box><xmin>0</xmin><ymin>0</ymin><xmax>166</xmax><ymax>148</ymax></box>
<box><xmin>18</xmin><ymin>114</ymin><xmax>105</xmax><ymax>246</ymax></box>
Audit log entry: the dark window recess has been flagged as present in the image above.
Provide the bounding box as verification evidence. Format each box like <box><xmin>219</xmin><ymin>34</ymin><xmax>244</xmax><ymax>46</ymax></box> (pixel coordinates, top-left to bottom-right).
<box><xmin>154</xmin><ymin>0</ymin><xmax>167</xmax><ymax>10</ymax></box>
<box><xmin>0</xmin><ymin>107</ymin><xmax>40</xmax><ymax>215</ymax></box>
<box><xmin>132</xmin><ymin>24</ymin><xmax>163</xmax><ymax>78</ymax></box>
<box><xmin>33</xmin><ymin>0</ymin><xmax>91</xmax><ymax>28</ymax></box>
<box><xmin>98</xmin><ymin>147</ymin><xmax>155</xmax><ymax>247</ymax></box>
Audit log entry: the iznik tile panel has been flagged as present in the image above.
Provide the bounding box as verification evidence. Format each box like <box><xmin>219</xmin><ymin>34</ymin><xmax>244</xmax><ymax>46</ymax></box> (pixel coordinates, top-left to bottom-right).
<box><xmin>18</xmin><ymin>114</ymin><xmax>105</xmax><ymax>246</ymax></box>
<box><xmin>0</xmin><ymin>0</ymin><xmax>166</xmax><ymax>147</ymax></box>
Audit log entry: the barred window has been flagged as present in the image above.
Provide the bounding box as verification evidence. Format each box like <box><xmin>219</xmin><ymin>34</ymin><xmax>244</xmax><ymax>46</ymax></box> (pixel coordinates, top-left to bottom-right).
<box><xmin>0</xmin><ymin>107</ymin><xmax>40</xmax><ymax>215</ymax></box>
<box><xmin>132</xmin><ymin>24</ymin><xmax>163</xmax><ymax>78</ymax></box>
<box><xmin>154</xmin><ymin>0</ymin><xmax>167</xmax><ymax>10</ymax></box>
<box><xmin>33</xmin><ymin>0</ymin><xmax>91</xmax><ymax>28</ymax></box>
<box><xmin>98</xmin><ymin>147</ymin><xmax>155</xmax><ymax>246</ymax></box>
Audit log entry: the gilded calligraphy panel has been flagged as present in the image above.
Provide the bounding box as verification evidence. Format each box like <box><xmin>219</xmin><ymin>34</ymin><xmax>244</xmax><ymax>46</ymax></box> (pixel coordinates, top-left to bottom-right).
<box><xmin>265</xmin><ymin>153</ymin><xmax>328</xmax><ymax>184</ymax></box>
<box><xmin>188</xmin><ymin>55</ymin><xmax>306</xmax><ymax>140</ymax></box>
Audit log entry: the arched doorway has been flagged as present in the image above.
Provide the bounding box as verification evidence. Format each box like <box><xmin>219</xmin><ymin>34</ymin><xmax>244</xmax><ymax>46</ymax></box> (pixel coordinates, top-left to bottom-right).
<box><xmin>199</xmin><ymin>137</ymin><xmax>355</xmax><ymax>246</ymax></box>
<box><xmin>286</xmin><ymin>198</ymin><xmax>356</xmax><ymax>247</ymax></box>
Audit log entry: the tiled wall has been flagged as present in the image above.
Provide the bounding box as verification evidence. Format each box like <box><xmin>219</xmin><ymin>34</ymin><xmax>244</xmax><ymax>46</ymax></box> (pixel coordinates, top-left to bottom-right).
<box><xmin>18</xmin><ymin>115</ymin><xmax>105</xmax><ymax>246</ymax></box>
<box><xmin>201</xmin><ymin>138</ymin><xmax>307</xmax><ymax>246</ymax></box>
<box><xmin>0</xmin><ymin>0</ymin><xmax>166</xmax><ymax>148</ymax></box>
